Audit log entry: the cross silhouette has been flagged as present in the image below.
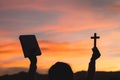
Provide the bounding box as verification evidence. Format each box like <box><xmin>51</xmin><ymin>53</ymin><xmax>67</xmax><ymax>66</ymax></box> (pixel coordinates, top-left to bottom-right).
<box><xmin>91</xmin><ymin>33</ymin><xmax>100</xmax><ymax>47</ymax></box>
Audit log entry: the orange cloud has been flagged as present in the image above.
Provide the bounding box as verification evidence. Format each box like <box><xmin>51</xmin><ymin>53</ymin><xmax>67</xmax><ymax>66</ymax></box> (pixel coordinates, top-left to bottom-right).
<box><xmin>0</xmin><ymin>42</ymin><xmax>22</xmax><ymax>54</ymax></box>
<box><xmin>39</xmin><ymin>40</ymin><xmax>91</xmax><ymax>55</ymax></box>
<box><xmin>0</xmin><ymin>39</ymin><xmax>92</xmax><ymax>71</ymax></box>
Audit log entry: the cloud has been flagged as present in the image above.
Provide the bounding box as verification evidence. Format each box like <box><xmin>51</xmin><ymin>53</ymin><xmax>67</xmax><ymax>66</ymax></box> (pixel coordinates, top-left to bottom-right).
<box><xmin>0</xmin><ymin>0</ymin><xmax>118</xmax><ymax>12</ymax></box>
<box><xmin>86</xmin><ymin>0</ymin><xmax>120</xmax><ymax>17</ymax></box>
<box><xmin>88</xmin><ymin>0</ymin><xmax>117</xmax><ymax>7</ymax></box>
<box><xmin>38</xmin><ymin>40</ymin><xmax>91</xmax><ymax>59</ymax></box>
<box><xmin>0</xmin><ymin>0</ymin><xmax>119</xmax><ymax>38</ymax></box>
<box><xmin>0</xmin><ymin>10</ymin><xmax>62</xmax><ymax>35</ymax></box>
<box><xmin>0</xmin><ymin>42</ymin><xmax>21</xmax><ymax>54</ymax></box>
<box><xmin>0</xmin><ymin>0</ymin><xmax>120</xmax><ymax>18</ymax></box>
<box><xmin>0</xmin><ymin>39</ymin><xmax>92</xmax><ymax>75</ymax></box>
<box><xmin>0</xmin><ymin>38</ymin><xmax>90</xmax><ymax>55</ymax></box>
<box><xmin>106</xmin><ymin>1</ymin><xmax>120</xmax><ymax>15</ymax></box>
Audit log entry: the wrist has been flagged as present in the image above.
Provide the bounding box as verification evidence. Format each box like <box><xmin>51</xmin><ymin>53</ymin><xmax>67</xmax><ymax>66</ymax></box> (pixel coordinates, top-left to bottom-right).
<box><xmin>90</xmin><ymin>58</ymin><xmax>96</xmax><ymax>62</ymax></box>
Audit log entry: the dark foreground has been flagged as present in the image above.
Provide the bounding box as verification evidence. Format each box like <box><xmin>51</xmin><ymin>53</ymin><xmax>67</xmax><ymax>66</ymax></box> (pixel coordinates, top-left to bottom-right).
<box><xmin>0</xmin><ymin>71</ymin><xmax>120</xmax><ymax>80</ymax></box>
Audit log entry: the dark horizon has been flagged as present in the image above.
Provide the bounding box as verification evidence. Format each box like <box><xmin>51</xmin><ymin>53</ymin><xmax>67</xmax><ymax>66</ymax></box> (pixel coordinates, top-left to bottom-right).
<box><xmin>1</xmin><ymin>66</ymin><xmax>120</xmax><ymax>76</ymax></box>
<box><xmin>1</xmin><ymin>71</ymin><xmax>120</xmax><ymax>80</ymax></box>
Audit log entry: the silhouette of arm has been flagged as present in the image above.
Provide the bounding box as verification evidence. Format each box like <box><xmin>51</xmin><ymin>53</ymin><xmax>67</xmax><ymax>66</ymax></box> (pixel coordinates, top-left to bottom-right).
<box><xmin>86</xmin><ymin>47</ymin><xmax>101</xmax><ymax>80</ymax></box>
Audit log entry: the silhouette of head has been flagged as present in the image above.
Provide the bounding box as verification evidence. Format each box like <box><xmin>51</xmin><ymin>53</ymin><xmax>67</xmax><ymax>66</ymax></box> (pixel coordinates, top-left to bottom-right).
<box><xmin>48</xmin><ymin>62</ymin><xmax>73</xmax><ymax>80</ymax></box>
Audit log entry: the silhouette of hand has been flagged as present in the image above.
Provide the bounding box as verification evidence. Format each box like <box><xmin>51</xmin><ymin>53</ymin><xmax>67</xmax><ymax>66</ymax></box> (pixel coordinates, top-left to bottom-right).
<box><xmin>91</xmin><ymin>47</ymin><xmax>101</xmax><ymax>61</ymax></box>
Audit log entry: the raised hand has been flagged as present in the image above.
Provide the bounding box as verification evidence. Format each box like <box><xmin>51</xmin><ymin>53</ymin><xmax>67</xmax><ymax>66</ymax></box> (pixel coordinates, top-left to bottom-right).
<box><xmin>91</xmin><ymin>47</ymin><xmax>101</xmax><ymax>61</ymax></box>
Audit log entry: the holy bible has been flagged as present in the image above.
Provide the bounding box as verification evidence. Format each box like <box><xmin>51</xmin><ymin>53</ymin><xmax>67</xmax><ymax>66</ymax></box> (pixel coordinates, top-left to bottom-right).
<box><xmin>19</xmin><ymin>35</ymin><xmax>41</xmax><ymax>58</ymax></box>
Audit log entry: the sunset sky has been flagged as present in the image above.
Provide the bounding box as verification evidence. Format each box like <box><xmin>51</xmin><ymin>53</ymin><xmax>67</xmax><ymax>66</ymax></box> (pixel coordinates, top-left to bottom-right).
<box><xmin>1</xmin><ymin>0</ymin><xmax>120</xmax><ymax>76</ymax></box>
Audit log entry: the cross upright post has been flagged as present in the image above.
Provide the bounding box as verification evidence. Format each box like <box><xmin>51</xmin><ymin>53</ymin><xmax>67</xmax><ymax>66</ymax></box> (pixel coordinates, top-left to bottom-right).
<box><xmin>91</xmin><ymin>33</ymin><xmax>100</xmax><ymax>47</ymax></box>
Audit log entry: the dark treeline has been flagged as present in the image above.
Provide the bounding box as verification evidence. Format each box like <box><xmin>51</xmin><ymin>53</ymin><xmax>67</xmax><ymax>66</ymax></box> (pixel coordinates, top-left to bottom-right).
<box><xmin>0</xmin><ymin>71</ymin><xmax>120</xmax><ymax>80</ymax></box>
